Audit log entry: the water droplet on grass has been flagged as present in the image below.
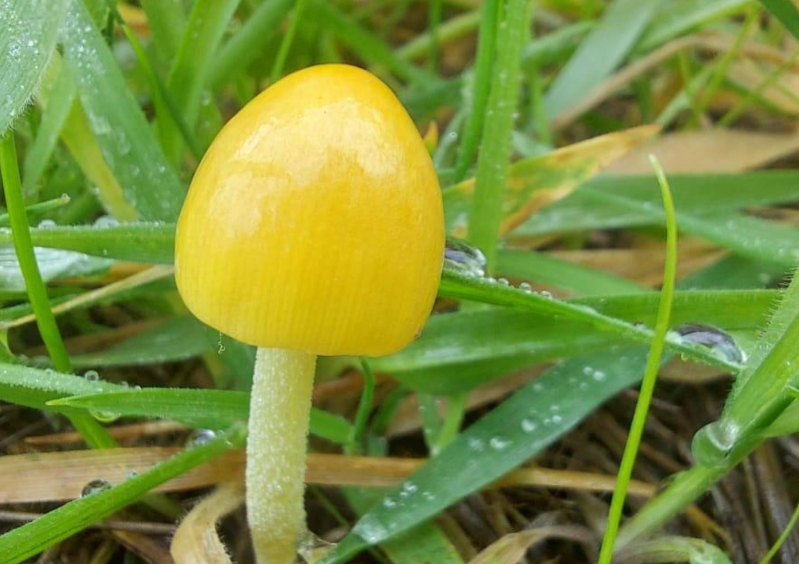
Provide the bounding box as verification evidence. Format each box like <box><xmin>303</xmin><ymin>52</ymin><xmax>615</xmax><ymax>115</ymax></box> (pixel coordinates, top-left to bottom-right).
<box><xmin>692</xmin><ymin>420</ymin><xmax>740</xmax><ymax>467</ymax></box>
<box><xmin>81</xmin><ymin>479</ymin><xmax>112</xmax><ymax>497</ymax></box>
<box><xmin>674</xmin><ymin>323</ymin><xmax>747</xmax><ymax>364</ymax></box>
<box><xmin>186</xmin><ymin>429</ymin><xmax>217</xmax><ymax>448</ymax></box>
<box><xmin>443</xmin><ymin>238</ymin><xmax>487</xmax><ymax>278</ymax></box>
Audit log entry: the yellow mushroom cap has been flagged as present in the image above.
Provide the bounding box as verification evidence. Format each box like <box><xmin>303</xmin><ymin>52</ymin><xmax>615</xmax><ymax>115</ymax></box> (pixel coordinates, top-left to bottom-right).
<box><xmin>175</xmin><ymin>65</ymin><xmax>444</xmax><ymax>357</ymax></box>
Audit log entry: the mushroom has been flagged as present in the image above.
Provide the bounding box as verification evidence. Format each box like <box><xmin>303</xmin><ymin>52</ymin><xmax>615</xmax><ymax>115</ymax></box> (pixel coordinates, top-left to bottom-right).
<box><xmin>174</xmin><ymin>65</ymin><xmax>444</xmax><ymax>564</ymax></box>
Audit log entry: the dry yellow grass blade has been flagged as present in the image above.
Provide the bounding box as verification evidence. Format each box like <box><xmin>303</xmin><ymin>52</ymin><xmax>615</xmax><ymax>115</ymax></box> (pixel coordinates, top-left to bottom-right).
<box><xmin>607</xmin><ymin>129</ymin><xmax>799</xmax><ymax>174</ymax></box>
<box><xmin>444</xmin><ymin>125</ymin><xmax>660</xmax><ymax>238</ymax></box>
<box><xmin>0</xmin><ymin>449</ymin><xmax>654</xmax><ymax>504</ymax></box>
<box><xmin>171</xmin><ymin>483</ymin><xmax>244</xmax><ymax>564</ymax></box>
<box><xmin>0</xmin><ymin>265</ymin><xmax>175</xmax><ymax>330</ymax></box>
<box><xmin>467</xmin><ymin>527</ymin><xmax>594</xmax><ymax>564</ymax></box>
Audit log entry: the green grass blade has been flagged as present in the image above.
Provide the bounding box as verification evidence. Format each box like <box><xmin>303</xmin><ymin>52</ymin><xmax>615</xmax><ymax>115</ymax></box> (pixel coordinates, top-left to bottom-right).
<box><xmin>597</xmin><ymin>156</ymin><xmax>676</xmax><ymax>562</ymax></box>
<box><xmin>160</xmin><ymin>0</ymin><xmax>241</xmax><ymax>161</ymax></box>
<box><xmin>208</xmin><ymin>0</ymin><xmax>295</xmax><ymax>89</ymax></box>
<box><xmin>321</xmin><ymin>347</ymin><xmax>651</xmax><ymax>563</ymax></box>
<box><xmin>0</xmin><ymin>222</ymin><xmax>177</xmax><ymax>265</ymax></box>
<box><xmin>70</xmin><ymin>317</ymin><xmax>208</xmax><ymax>368</ymax></box>
<box><xmin>50</xmin><ymin>388</ymin><xmax>352</xmax><ymax>444</ymax></box>
<box><xmin>638</xmin><ymin>0</ymin><xmax>752</xmax><ymax>52</ymax></box>
<box><xmin>22</xmin><ymin>66</ymin><xmax>75</xmax><ymax>194</ymax></box>
<box><xmin>61</xmin><ymin>2</ymin><xmax>184</xmax><ymax>221</ymax></box>
<box><xmin>0</xmin><ymin>133</ymin><xmax>70</xmax><ymax>371</ymax></box>
<box><xmin>543</xmin><ymin>0</ymin><xmax>661</xmax><ymax>123</ymax></box>
<box><xmin>438</xmin><ymin>269</ymin><xmax>741</xmax><ymax>373</ymax></box>
<box><xmin>0</xmin><ymin>424</ymin><xmax>246</xmax><ymax>564</ymax></box>
<box><xmin>451</xmin><ymin>0</ymin><xmax>500</xmax><ymax>182</ymax></box>
<box><xmin>519</xmin><ymin>171</ymin><xmax>799</xmax><ymax>238</ymax></box>
<box><xmin>496</xmin><ymin>249</ymin><xmax>646</xmax><ymax>296</ymax></box>
<box><xmin>0</xmin><ymin>0</ymin><xmax>68</xmax><ymax>133</ymax></box>
<box><xmin>759</xmin><ymin>0</ymin><xmax>799</xmax><ymax>41</ymax></box>
<box><xmin>312</xmin><ymin>0</ymin><xmax>430</xmax><ymax>84</ymax></box>
<box><xmin>270</xmin><ymin>0</ymin><xmax>308</xmax><ymax>82</ymax></box>
<box><xmin>467</xmin><ymin>0</ymin><xmax>533</xmax><ymax>270</ymax></box>
<box><xmin>139</xmin><ymin>0</ymin><xmax>185</xmax><ymax>62</ymax></box>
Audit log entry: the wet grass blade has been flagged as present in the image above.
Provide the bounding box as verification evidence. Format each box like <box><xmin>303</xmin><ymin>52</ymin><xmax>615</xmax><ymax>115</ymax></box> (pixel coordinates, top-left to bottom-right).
<box><xmin>519</xmin><ymin>171</ymin><xmax>799</xmax><ymax>238</ymax></box>
<box><xmin>61</xmin><ymin>1</ymin><xmax>184</xmax><ymax>221</ymax></box>
<box><xmin>0</xmin><ymin>0</ymin><xmax>67</xmax><ymax>133</ymax></box>
<box><xmin>50</xmin><ymin>388</ymin><xmax>351</xmax><ymax>445</ymax></box>
<box><xmin>544</xmin><ymin>0</ymin><xmax>660</xmax><ymax>124</ymax></box>
<box><xmin>70</xmin><ymin>317</ymin><xmax>208</xmax><ymax>368</ymax></box>
<box><xmin>438</xmin><ymin>269</ymin><xmax>742</xmax><ymax>373</ymax></box>
<box><xmin>0</xmin><ymin>222</ymin><xmax>177</xmax><ymax>265</ymax></box>
<box><xmin>321</xmin><ymin>347</ymin><xmax>651</xmax><ymax>563</ymax></box>
<box><xmin>160</xmin><ymin>0</ymin><xmax>241</xmax><ymax>160</ymax></box>
<box><xmin>0</xmin><ymin>425</ymin><xmax>246</xmax><ymax>564</ymax></box>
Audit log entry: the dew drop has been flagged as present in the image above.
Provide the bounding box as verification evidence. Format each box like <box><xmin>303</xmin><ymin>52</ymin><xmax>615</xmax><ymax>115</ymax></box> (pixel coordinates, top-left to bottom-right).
<box><xmin>691</xmin><ymin>420</ymin><xmax>741</xmax><ymax>467</ymax></box>
<box><xmin>489</xmin><ymin>436</ymin><xmax>510</xmax><ymax>450</ymax></box>
<box><xmin>83</xmin><ymin>370</ymin><xmax>99</xmax><ymax>382</ymax></box>
<box><xmin>93</xmin><ymin>215</ymin><xmax>119</xmax><ymax>228</ymax></box>
<box><xmin>467</xmin><ymin>436</ymin><xmax>485</xmax><ymax>452</ymax></box>
<box><xmin>36</xmin><ymin>219</ymin><xmax>56</xmax><ymax>229</ymax></box>
<box><xmin>90</xmin><ymin>410</ymin><xmax>120</xmax><ymax>423</ymax></box>
<box><xmin>443</xmin><ymin>238</ymin><xmax>487</xmax><ymax>278</ymax></box>
<box><xmin>81</xmin><ymin>479</ymin><xmax>112</xmax><ymax>497</ymax></box>
<box><xmin>673</xmin><ymin>323</ymin><xmax>747</xmax><ymax>364</ymax></box>
<box><xmin>521</xmin><ymin>418</ymin><xmax>537</xmax><ymax>433</ymax></box>
<box><xmin>186</xmin><ymin>428</ymin><xmax>217</xmax><ymax>448</ymax></box>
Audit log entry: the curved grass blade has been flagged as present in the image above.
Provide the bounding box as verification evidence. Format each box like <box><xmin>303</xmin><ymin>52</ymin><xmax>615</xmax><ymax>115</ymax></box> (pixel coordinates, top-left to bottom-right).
<box><xmin>597</xmin><ymin>155</ymin><xmax>676</xmax><ymax>562</ymax></box>
<box><xmin>61</xmin><ymin>1</ymin><xmax>184</xmax><ymax>221</ymax></box>
<box><xmin>0</xmin><ymin>424</ymin><xmax>246</xmax><ymax>564</ymax></box>
<box><xmin>0</xmin><ymin>0</ymin><xmax>67</xmax><ymax>133</ymax></box>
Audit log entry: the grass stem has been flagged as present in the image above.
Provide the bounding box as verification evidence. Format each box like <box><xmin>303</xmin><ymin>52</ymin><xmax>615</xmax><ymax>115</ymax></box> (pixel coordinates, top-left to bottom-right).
<box><xmin>597</xmin><ymin>155</ymin><xmax>677</xmax><ymax>564</ymax></box>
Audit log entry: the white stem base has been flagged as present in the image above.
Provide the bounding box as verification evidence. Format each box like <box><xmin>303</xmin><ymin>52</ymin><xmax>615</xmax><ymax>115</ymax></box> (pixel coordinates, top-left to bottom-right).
<box><xmin>247</xmin><ymin>347</ymin><xmax>317</xmax><ymax>564</ymax></box>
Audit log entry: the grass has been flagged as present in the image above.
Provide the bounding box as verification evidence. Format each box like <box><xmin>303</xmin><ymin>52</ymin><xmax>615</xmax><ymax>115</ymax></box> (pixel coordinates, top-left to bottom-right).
<box><xmin>2</xmin><ymin>1</ymin><xmax>799</xmax><ymax>563</ymax></box>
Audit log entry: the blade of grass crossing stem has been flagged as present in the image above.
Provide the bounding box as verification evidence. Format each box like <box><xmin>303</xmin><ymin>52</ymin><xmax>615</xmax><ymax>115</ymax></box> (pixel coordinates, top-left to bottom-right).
<box><xmin>0</xmin><ymin>132</ymin><xmax>114</xmax><ymax>450</ymax></box>
<box><xmin>543</xmin><ymin>0</ymin><xmax>660</xmax><ymax>125</ymax></box>
<box><xmin>270</xmin><ymin>0</ymin><xmax>308</xmax><ymax>82</ymax></box>
<box><xmin>759</xmin><ymin>0</ymin><xmax>799</xmax><ymax>42</ymax></box>
<box><xmin>0</xmin><ymin>424</ymin><xmax>246</xmax><ymax>564</ymax></box>
<box><xmin>597</xmin><ymin>156</ymin><xmax>677</xmax><ymax>563</ymax></box>
<box><xmin>0</xmin><ymin>0</ymin><xmax>68</xmax><ymax>134</ymax></box>
<box><xmin>451</xmin><ymin>0</ymin><xmax>500</xmax><ymax>182</ymax></box>
<box><xmin>468</xmin><ymin>0</ymin><xmax>534</xmax><ymax>271</ymax></box>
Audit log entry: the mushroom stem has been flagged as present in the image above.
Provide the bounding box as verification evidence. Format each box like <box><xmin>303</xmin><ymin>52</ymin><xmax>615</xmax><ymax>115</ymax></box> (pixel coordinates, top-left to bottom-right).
<box><xmin>247</xmin><ymin>347</ymin><xmax>317</xmax><ymax>564</ymax></box>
